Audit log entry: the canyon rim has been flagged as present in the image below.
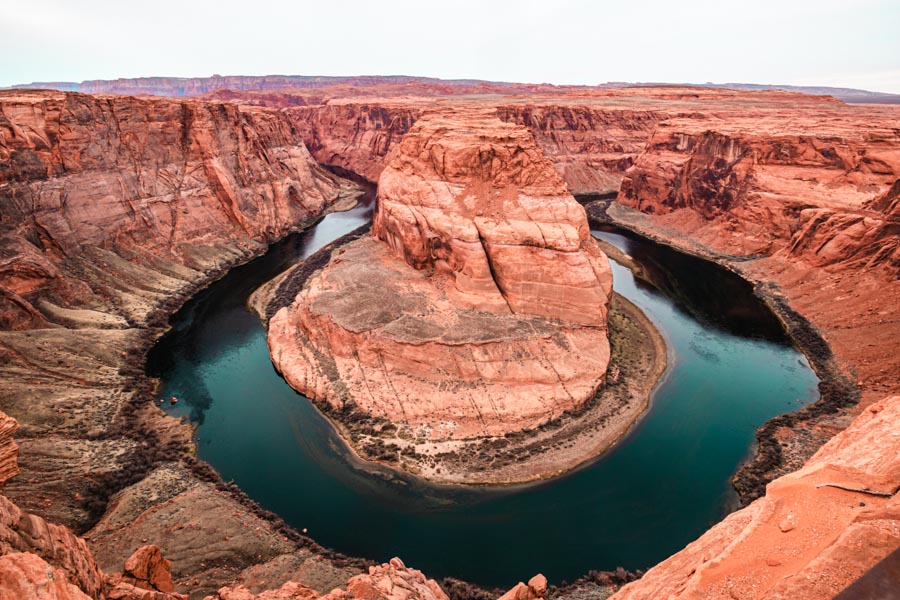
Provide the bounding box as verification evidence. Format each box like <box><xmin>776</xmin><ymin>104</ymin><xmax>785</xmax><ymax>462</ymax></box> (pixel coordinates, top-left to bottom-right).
<box><xmin>1</xmin><ymin>49</ymin><xmax>899</xmax><ymax>600</ymax></box>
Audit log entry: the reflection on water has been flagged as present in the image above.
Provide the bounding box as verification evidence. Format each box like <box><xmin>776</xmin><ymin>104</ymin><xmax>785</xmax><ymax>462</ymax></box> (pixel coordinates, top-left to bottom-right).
<box><xmin>146</xmin><ymin>200</ymin><xmax>819</xmax><ymax>588</ymax></box>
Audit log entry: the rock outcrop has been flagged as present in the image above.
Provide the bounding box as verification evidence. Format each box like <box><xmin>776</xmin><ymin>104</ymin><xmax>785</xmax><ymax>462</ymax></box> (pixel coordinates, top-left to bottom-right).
<box><xmin>0</xmin><ymin>552</ymin><xmax>93</xmax><ymax>600</ymax></box>
<box><xmin>373</xmin><ymin>108</ymin><xmax>612</xmax><ymax>325</ymax></box>
<box><xmin>205</xmin><ymin>557</ymin><xmax>449</xmax><ymax>600</ymax></box>
<box><xmin>495</xmin><ymin>104</ymin><xmax>663</xmax><ymax>195</ymax></box>
<box><xmin>114</xmin><ymin>545</ymin><xmax>177</xmax><ymax>594</ymax></box>
<box><xmin>0</xmin><ymin>411</ymin><xmax>108</xmax><ymax>598</ymax></box>
<box><xmin>281</xmin><ymin>87</ymin><xmax>844</xmax><ymax>196</ymax></box>
<box><xmin>284</xmin><ymin>99</ymin><xmax>663</xmax><ymax>195</ymax></box>
<box><xmin>0</xmin><ymin>411</ymin><xmax>19</xmax><ymax>487</ymax></box>
<box><xmin>608</xmin><ymin>104</ymin><xmax>900</xmax><ymax>495</ymax></box>
<box><xmin>498</xmin><ymin>574</ymin><xmax>548</xmax><ymax>600</ymax></box>
<box><xmin>269</xmin><ymin>108</ymin><xmax>613</xmax><ymax>445</ymax></box>
<box><xmin>286</xmin><ymin>103</ymin><xmax>420</xmax><ymax>182</ymax></box>
<box><xmin>611</xmin><ymin>395</ymin><xmax>900</xmax><ymax>600</ymax></box>
<box><xmin>2</xmin><ymin>78</ymin><xmax>899</xmax><ymax>600</ymax></box>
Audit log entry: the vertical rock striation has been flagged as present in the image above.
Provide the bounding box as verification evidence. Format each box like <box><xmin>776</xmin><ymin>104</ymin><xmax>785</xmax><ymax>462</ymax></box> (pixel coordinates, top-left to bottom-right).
<box><xmin>0</xmin><ymin>90</ymin><xmax>356</xmax><ymax>330</ymax></box>
<box><xmin>373</xmin><ymin>107</ymin><xmax>612</xmax><ymax>325</ymax></box>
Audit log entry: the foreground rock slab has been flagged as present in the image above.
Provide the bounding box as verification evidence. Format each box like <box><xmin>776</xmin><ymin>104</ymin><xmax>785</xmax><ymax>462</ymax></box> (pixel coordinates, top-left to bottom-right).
<box><xmin>611</xmin><ymin>395</ymin><xmax>900</xmax><ymax>600</ymax></box>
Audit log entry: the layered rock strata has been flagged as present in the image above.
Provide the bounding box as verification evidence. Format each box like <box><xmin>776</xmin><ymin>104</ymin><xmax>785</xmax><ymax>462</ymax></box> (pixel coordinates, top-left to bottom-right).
<box><xmin>0</xmin><ymin>90</ymin><xmax>357</xmax><ymax>330</ymax></box>
<box><xmin>269</xmin><ymin>108</ymin><xmax>613</xmax><ymax>443</ymax></box>
<box><xmin>206</xmin><ymin>558</ymin><xmax>450</xmax><ymax>600</ymax></box>
<box><xmin>1</xmin><ymin>80</ymin><xmax>899</xmax><ymax>599</ymax></box>
<box><xmin>0</xmin><ymin>409</ymin><xmax>467</xmax><ymax>600</ymax></box>
<box><xmin>282</xmin><ymin>87</ymin><xmax>844</xmax><ymax>195</ymax></box>
<box><xmin>0</xmin><ymin>90</ymin><xmax>365</xmax><ymax>596</ymax></box>
<box><xmin>617</xmin><ymin>113</ymin><xmax>900</xmax><ymax>268</ymax></box>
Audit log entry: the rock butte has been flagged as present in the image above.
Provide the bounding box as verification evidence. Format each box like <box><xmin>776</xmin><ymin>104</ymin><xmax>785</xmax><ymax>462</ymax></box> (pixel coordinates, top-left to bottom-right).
<box><xmin>0</xmin><ymin>78</ymin><xmax>899</xmax><ymax>598</ymax></box>
<box><xmin>269</xmin><ymin>108</ymin><xmax>613</xmax><ymax>440</ymax></box>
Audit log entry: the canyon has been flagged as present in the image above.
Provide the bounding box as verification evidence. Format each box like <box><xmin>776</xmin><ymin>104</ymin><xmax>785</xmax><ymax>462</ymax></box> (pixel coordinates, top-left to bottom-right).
<box><xmin>0</xmin><ymin>79</ymin><xmax>898</xmax><ymax>599</ymax></box>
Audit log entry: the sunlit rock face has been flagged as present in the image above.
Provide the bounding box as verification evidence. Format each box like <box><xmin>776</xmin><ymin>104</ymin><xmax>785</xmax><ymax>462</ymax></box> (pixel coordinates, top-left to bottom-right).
<box><xmin>269</xmin><ymin>108</ymin><xmax>613</xmax><ymax>441</ymax></box>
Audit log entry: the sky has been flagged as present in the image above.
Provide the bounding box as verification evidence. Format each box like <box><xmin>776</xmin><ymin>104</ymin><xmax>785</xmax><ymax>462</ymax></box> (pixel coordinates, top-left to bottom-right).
<box><xmin>2</xmin><ymin>0</ymin><xmax>899</xmax><ymax>93</ymax></box>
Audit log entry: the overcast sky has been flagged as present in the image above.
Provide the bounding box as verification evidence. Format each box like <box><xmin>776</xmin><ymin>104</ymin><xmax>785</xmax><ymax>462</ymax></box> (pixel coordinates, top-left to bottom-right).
<box><xmin>3</xmin><ymin>0</ymin><xmax>899</xmax><ymax>93</ymax></box>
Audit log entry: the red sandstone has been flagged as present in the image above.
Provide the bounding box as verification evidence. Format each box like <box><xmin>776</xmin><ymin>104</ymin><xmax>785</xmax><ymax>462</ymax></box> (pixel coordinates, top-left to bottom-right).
<box><xmin>269</xmin><ymin>108</ymin><xmax>613</xmax><ymax>442</ymax></box>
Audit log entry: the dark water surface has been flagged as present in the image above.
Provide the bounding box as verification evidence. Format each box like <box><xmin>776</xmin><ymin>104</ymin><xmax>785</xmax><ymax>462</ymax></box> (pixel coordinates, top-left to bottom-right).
<box><xmin>147</xmin><ymin>198</ymin><xmax>819</xmax><ymax>588</ymax></box>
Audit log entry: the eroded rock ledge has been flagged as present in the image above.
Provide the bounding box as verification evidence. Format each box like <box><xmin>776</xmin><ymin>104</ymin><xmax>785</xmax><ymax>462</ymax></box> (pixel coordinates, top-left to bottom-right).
<box><xmin>268</xmin><ymin>108</ymin><xmax>627</xmax><ymax>478</ymax></box>
<box><xmin>611</xmin><ymin>395</ymin><xmax>900</xmax><ymax>600</ymax></box>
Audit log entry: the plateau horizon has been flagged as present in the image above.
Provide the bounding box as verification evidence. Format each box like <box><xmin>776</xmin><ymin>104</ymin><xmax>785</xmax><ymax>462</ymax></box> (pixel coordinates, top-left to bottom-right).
<box><xmin>3</xmin><ymin>0</ymin><xmax>899</xmax><ymax>93</ymax></box>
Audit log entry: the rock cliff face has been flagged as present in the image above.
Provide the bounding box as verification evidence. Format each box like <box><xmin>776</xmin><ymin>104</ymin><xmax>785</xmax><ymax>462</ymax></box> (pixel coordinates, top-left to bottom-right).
<box><xmin>269</xmin><ymin>108</ymin><xmax>613</xmax><ymax>444</ymax></box>
<box><xmin>0</xmin><ymin>410</ymin><xmax>166</xmax><ymax>600</ymax></box>
<box><xmin>494</xmin><ymin>104</ymin><xmax>663</xmax><ymax>195</ymax></box>
<box><xmin>0</xmin><ymin>89</ymin><xmax>366</xmax><ymax>597</ymax></box>
<box><xmin>286</xmin><ymin>103</ymin><xmax>420</xmax><ymax>182</ymax></box>
<box><xmin>609</xmin><ymin>106</ymin><xmax>900</xmax><ymax>495</ymax></box>
<box><xmin>618</xmin><ymin>113</ymin><xmax>900</xmax><ymax>268</ymax></box>
<box><xmin>206</xmin><ymin>558</ymin><xmax>450</xmax><ymax>600</ymax></box>
<box><xmin>0</xmin><ymin>411</ymin><xmax>18</xmax><ymax>486</ymax></box>
<box><xmin>611</xmin><ymin>395</ymin><xmax>900</xmax><ymax>600</ymax></box>
<box><xmin>284</xmin><ymin>100</ymin><xmax>665</xmax><ymax>195</ymax></box>
<box><xmin>0</xmin><ymin>408</ymin><xmax>458</xmax><ymax>600</ymax></box>
<box><xmin>373</xmin><ymin>108</ymin><xmax>612</xmax><ymax>325</ymax></box>
<box><xmin>275</xmin><ymin>87</ymin><xmax>844</xmax><ymax>198</ymax></box>
<box><xmin>2</xmin><ymin>79</ymin><xmax>899</xmax><ymax>599</ymax></box>
<box><xmin>0</xmin><ymin>90</ymin><xmax>355</xmax><ymax>330</ymax></box>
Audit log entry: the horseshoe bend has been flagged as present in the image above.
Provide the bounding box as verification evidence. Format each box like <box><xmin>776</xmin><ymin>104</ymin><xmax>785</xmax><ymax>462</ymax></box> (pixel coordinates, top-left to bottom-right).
<box><xmin>0</xmin><ymin>73</ymin><xmax>898</xmax><ymax>600</ymax></box>
<box><xmin>260</xmin><ymin>108</ymin><xmax>665</xmax><ymax>484</ymax></box>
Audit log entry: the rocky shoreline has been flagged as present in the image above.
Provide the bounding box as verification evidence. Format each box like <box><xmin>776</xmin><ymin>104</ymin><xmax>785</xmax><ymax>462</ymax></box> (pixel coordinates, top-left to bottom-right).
<box><xmin>253</xmin><ymin>109</ymin><xmax>676</xmax><ymax>486</ymax></box>
<box><xmin>0</xmin><ymin>86</ymin><xmax>378</xmax><ymax>596</ymax></box>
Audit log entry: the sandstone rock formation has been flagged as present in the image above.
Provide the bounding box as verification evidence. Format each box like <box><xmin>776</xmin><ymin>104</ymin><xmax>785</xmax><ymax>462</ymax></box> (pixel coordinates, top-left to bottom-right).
<box><xmin>617</xmin><ymin>113</ymin><xmax>900</xmax><ymax>266</ymax></box>
<box><xmin>286</xmin><ymin>102</ymin><xmax>420</xmax><ymax>182</ymax></box>
<box><xmin>611</xmin><ymin>395</ymin><xmax>900</xmax><ymax>600</ymax></box>
<box><xmin>205</xmin><ymin>557</ymin><xmax>449</xmax><ymax>600</ymax></box>
<box><xmin>116</xmin><ymin>545</ymin><xmax>177</xmax><ymax>594</ymax></box>
<box><xmin>2</xmin><ymin>77</ymin><xmax>900</xmax><ymax>600</ymax></box>
<box><xmin>373</xmin><ymin>108</ymin><xmax>612</xmax><ymax>325</ymax></box>
<box><xmin>0</xmin><ymin>411</ymin><xmax>19</xmax><ymax>487</ymax></box>
<box><xmin>269</xmin><ymin>108</ymin><xmax>613</xmax><ymax>443</ymax></box>
<box><xmin>498</xmin><ymin>574</ymin><xmax>548</xmax><ymax>600</ymax></box>
<box><xmin>0</xmin><ymin>89</ymin><xmax>365</xmax><ymax>596</ymax></box>
<box><xmin>0</xmin><ymin>89</ymin><xmax>356</xmax><ymax>330</ymax></box>
<box><xmin>280</xmin><ymin>87</ymin><xmax>844</xmax><ymax>197</ymax></box>
<box><xmin>607</xmin><ymin>104</ymin><xmax>900</xmax><ymax>495</ymax></box>
<box><xmin>0</xmin><ymin>552</ymin><xmax>94</xmax><ymax>600</ymax></box>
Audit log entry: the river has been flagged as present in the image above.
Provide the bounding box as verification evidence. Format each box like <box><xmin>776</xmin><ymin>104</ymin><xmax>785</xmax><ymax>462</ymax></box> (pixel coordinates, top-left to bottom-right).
<box><xmin>146</xmin><ymin>194</ymin><xmax>819</xmax><ymax>587</ymax></box>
